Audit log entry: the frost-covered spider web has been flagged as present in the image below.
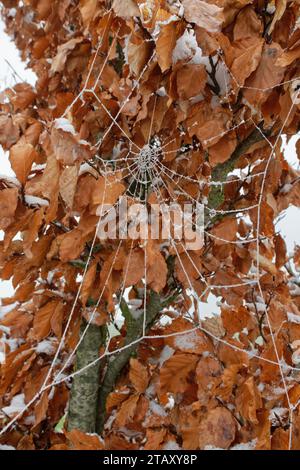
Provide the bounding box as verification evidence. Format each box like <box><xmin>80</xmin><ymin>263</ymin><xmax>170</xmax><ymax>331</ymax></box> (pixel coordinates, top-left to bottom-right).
<box><xmin>1</xmin><ymin>4</ymin><xmax>300</xmax><ymax>450</ymax></box>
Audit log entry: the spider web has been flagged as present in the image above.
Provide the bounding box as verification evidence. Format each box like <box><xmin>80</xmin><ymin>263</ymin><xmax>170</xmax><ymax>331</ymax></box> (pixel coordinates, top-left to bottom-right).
<box><xmin>1</xmin><ymin>4</ymin><xmax>300</xmax><ymax>450</ymax></box>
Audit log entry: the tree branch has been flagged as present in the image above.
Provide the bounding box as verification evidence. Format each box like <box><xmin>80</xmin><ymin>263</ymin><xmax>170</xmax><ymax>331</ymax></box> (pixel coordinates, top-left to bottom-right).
<box><xmin>96</xmin><ymin>291</ymin><xmax>162</xmax><ymax>434</ymax></box>
<box><xmin>208</xmin><ymin>127</ymin><xmax>265</xmax><ymax>211</ymax></box>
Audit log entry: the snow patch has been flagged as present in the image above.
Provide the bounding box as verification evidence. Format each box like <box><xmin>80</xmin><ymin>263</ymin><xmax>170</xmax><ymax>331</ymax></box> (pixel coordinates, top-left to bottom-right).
<box><xmin>158</xmin><ymin>345</ymin><xmax>174</xmax><ymax>366</ymax></box>
<box><xmin>174</xmin><ymin>330</ymin><xmax>200</xmax><ymax>351</ymax></box>
<box><xmin>172</xmin><ymin>29</ymin><xmax>206</xmax><ymax>65</ymax></box>
<box><xmin>287</xmin><ymin>311</ymin><xmax>300</xmax><ymax>324</ymax></box>
<box><xmin>163</xmin><ymin>441</ymin><xmax>181</xmax><ymax>450</ymax></box>
<box><xmin>0</xmin><ymin>302</ymin><xmax>18</xmax><ymax>319</ymax></box>
<box><xmin>231</xmin><ymin>439</ymin><xmax>257</xmax><ymax>450</ymax></box>
<box><xmin>2</xmin><ymin>393</ymin><xmax>26</xmax><ymax>417</ymax></box>
<box><xmin>205</xmin><ymin>439</ymin><xmax>257</xmax><ymax>450</ymax></box>
<box><xmin>24</xmin><ymin>195</ymin><xmax>49</xmax><ymax>207</ymax></box>
<box><xmin>149</xmin><ymin>400</ymin><xmax>167</xmax><ymax>417</ymax></box>
<box><xmin>54</xmin><ymin>118</ymin><xmax>76</xmax><ymax>135</ymax></box>
<box><xmin>36</xmin><ymin>338</ymin><xmax>56</xmax><ymax>355</ymax></box>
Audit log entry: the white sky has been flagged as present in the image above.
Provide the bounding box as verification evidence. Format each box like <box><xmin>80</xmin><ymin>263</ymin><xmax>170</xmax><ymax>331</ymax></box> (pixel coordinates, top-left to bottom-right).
<box><xmin>0</xmin><ymin>19</ymin><xmax>299</xmax><ymax>311</ymax></box>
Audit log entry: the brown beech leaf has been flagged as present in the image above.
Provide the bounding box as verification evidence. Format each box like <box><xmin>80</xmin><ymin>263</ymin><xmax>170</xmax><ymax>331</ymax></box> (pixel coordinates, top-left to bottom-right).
<box><xmin>275</xmin><ymin>233</ymin><xmax>287</xmax><ymax>268</ymax></box>
<box><xmin>24</xmin><ymin>121</ymin><xmax>43</xmax><ymax>146</ymax></box>
<box><xmin>80</xmin><ymin>261</ymin><xmax>97</xmax><ymax>306</ymax></box>
<box><xmin>208</xmin><ymin>131</ymin><xmax>236</xmax><ymax>166</ymax></box>
<box><xmin>123</xmin><ymin>249</ymin><xmax>144</xmax><ymax>287</ymax></box>
<box><xmin>11</xmin><ymin>83</ymin><xmax>36</xmax><ymax>111</ymax></box>
<box><xmin>160</xmin><ymin>353</ymin><xmax>198</xmax><ymax>394</ymax></box>
<box><xmin>79</xmin><ymin>0</ymin><xmax>98</xmax><ymax>29</ymax></box>
<box><xmin>35</xmin><ymin>391</ymin><xmax>49</xmax><ymax>426</ymax></box>
<box><xmin>0</xmin><ymin>308</ymin><xmax>33</xmax><ymax>339</ymax></box>
<box><xmin>106</xmin><ymin>387</ymin><xmax>130</xmax><ymax>413</ymax></box>
<box><xmin>255</xmin><ymin>410</ymin><xmax>271</xmax><ymax>450</ymax></box>
<box><xmin>23</xmin><ymin>208</ymin><xmax>45</xmax><ymax>258</ymax></box>
<box><xmin>231</xmin><ymin>39</ymin><xmax>264</xmax><ymax>87</ymax></box>
<box><xmin>51</xmin><ymin>119</ymin><xmax>91</xmax><ymax>165</ymax></box>
<box><xmin>182</xmin><ymin>0</ymin><xmax>224</xmax><ymax>33</ymax></box>
<box><xmin>59</xmin><ymin>165</ymin><xmax>79</xmax><ymax>209</ymax></box>
<box><xmin>66</xmin><ymin>429</ymin><xmax>104</xmax><ymax>450</ymax></box>
<box><xmin>144</xmin><ymin>428</ymin><xmax>167</xmax><ymax>450</ymax></box>
<box><xmin>202</xmin><ymin>316</ymin><xmax>226</xmax><ymax>339</ymax></box>
<box><xmin>156</xmin><ymin>22</ymin><xmax>178</xmax><ymax>73</ymax></box>
<box><xmin>147</xmin><ymin>250</ymin><xmax>168</xmax><ymax>292</ymax></box>
<box><xmin>244</xmin><ymin>43</ymin><xmax>285</xmax><ymax>105</ymax></box>
<box><xmin>33</xmin><ymin>300</ymin><xmax>62</xmax><ymax>341</ymax></box>
<box><xmin>236</xmin><ymin>377</ymin><xmax>262</xmax><ymax>424</ymax></box>
<box><xmin>211</xmin><ymin>217</ymin><xmax>238</xmax><ymax>245</ymax></box>
<box><xmin>129</xmin><ymin>358</ymin><xmax>149</xmax><ymax>393</ymax></box>
<box><xmin>233</xmin><ymin>6</ymin><xmax>263</xmax><ymax>40</ymax></box>
<box><xmin>272</xmin><ymin>428</ymin><xmax>290</xmax><ymax>450</ymax></box>
<box><xmin>60</xmin><ymin>231</ymin><xmax>88</xmax><ymax>262</ymax></box>
<box><xmin>50</xmin><ymin>37</ymin><xmax>84</xmax><ymax>75</ymax></box>
<box><xmin>250</xmin><ymin>250</ymin><xmax>277</xmax><ymax>275</ymax></box>
<box><xmin>9</xmin><ymin>142</ymin><xmax>38</xmax><ymax>184</ymax></box>
<box><xmin>115</xmin><ymin>394</ymin><xmax>140</xmax><ymax>427</ymax></box>
<box><xmin>176</xmin><ymin>64</ymin><xmax>207</xmax><ymax>100</ymax></box>
<box><xmin>198</xmin><ymin>407</ymin><xmax>236</xmax><ymax>449</ymax></box>
<box><xmin>268</xmin><ymin>0</ymin><xmax>287</xmax><ymax>34</ymax></box>
<box><xmin>217</xmin><ymin>364</ymin><xmax>241</xmax><ymax>401</ymax></box>
<box><xmin>178</xmin><ymin>404</ymin><xmax>202</xmax><ymax>450</ymax></box>
<box><xmin>196</xmin><ymin>356</ymin><xmax>222</xmax><ymax>403</ymax></box>
<box><xmin>82</xmin><ymin>306</ymin><xmax>109</xmax><ymax>327</ymax></box>
<box><xmin>112</xmin><ymin>0</ymin><xmax>140</xmax><ymax>19</ymax></box>
<box><xmin>2</xmin><ymin>0</ymin><xmax>300</xmax><ymax>451</ymax></box>
<box><xmin>0</xmin><ymin>114</ymin><xmax>20</xmax><ymax>150</ymax></box>
<box><xmin>127</xmin><ymin>33</ymin><xmax>152</xmax><ymax>76</ymax></box>
<box><xmin>50</xmin><ymin>302</ymin><xmax>65</xmax><ymax>339</ymax></box>
<box><xmin>0</xmin><ymin>188</ymin><xmax>19</xmax><ymax>230</ymax></box>
<box><xmin>17</xmin><ymin>434</ymin><xmax>35</xmax><ymax>450</ymax></box>
<box><xmin>93</xmin><ymin>175</ymin><xmax>125</xmax><ymax>208</ymax></box>
<box><xmin>276</xmin><ymin>41</ymin><xmax>300</xmax><ymax>67</ymax></box>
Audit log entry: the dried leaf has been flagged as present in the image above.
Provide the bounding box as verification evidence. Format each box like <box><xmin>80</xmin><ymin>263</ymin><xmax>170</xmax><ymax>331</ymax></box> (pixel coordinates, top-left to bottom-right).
<box><xmin>80</xmin><ymin>261</ymin><xmax>97</xmax><ymax>306</ymax></box>
<box><xmin>129</xmin><ymin>358</ymin><xmax>149</xmax><ymax>393</ymax></box>
<box><xmin>160</xmin><ymin>353</ymin><xmax>198</xmax><ymax>394</ymax></box>
<box><xmin>51</xmin><ymin>38</ymin><xmax>84</xmax><ymax>75</ymax></box>
<box><xmin>115</xmin><ymin>394</ymin><xmax>140</xmax><ymax>427</ymax></box>
<box><xmin>10</xmin><ymin>142</ymin><xmax>38</xmax><ymax>184</ymax></box>
<box><xmin>268</xmin><ymin>0</ymin><xmax>287</xmax><ymax>34</ymax></box>
<box><xmin>156</xmin><ymin>22</ymin><xmax>178</xmax><ymax>73</ymax></box>
<box><xmin>0</xmin><ymin>188</ymin><xmax>19</xmax><ymax>230</ymax></box>
<box><xmin>33</xmin><ymin>300</ymin><xmax>62</xmax><ymax>341</ymax></box>
<box><xmin>0</xmin><ymin>114</ymin><xmax>20</xmax><ymax>150</ymax></box>
<box><xmin>182</xmin><ymin>0</ymin><xmax>224</xmax><ymax>33</ymax></box>
<box><xmin>198</xmin><ymin>407</ymin><xmax>236</xmax><ymax>449</ymax></box>
<box><xmin>176</xmin><ymin>64</ymin><xmax>207</xmax><ymax>100</ymax></box>
<box><xmin>66</xmin><ymin>429</ymin><xmax>103</xmax><ymax>450</ymax></box>
<box><xmin>112</xmin><ymin>0</ymin><xmax>140</xmax><ymax>19</ymax></box>
<box><xmin>236</xmin><ymin>377</ymin><xmax>262</xmax><ymax>424</ymax></box>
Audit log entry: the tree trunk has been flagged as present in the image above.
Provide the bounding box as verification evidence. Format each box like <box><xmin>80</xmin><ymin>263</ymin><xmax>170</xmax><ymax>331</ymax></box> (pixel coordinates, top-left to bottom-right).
<box><xmin>67</xmin><ymin>319</ymin><xmax>104</xmax><ymax>433</ymax></box>
<box><xmin>96</xmin><ymin>292</ymin><xmax>162</xmax><ymax>433</ymax></box>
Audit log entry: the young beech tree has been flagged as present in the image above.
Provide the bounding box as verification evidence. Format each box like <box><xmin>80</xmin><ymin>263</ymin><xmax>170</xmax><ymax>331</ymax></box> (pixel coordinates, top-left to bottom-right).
<box><xmin>1</xmin><ymin>0</ymin><xmax>300</xmax><ymax>451</ymax></box>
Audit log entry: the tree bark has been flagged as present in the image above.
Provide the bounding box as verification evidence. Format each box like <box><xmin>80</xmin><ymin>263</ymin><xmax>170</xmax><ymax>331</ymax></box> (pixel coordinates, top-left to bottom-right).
<box><xmin>67</xmin><ymin>320</ymin><xmax>104</xmax><ymax>433</ymax></box>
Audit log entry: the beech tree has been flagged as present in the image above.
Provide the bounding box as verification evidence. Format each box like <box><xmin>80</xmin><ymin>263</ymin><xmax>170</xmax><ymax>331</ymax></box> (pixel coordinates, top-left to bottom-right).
<box><xmin>0</xmin><ymin>0</ymin><xmax>300</xmax><ymax>451</ymax></box>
